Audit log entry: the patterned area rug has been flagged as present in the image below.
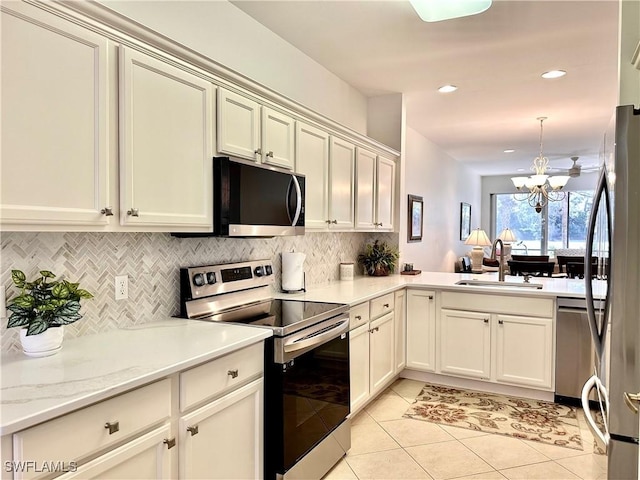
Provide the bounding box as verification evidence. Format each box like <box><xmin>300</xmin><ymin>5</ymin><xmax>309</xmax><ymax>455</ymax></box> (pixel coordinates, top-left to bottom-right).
<box><xmin>404</xmin><ymin>384</ymin><xmax>584</xmax><ymax>451</ymax></box>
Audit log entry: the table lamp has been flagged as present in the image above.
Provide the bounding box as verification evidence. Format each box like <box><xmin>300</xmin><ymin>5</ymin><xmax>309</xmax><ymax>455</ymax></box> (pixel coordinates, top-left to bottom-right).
<box><xmin>464</xmin><ymin>228</ymin><xmax>492</xmax><ymax>273</ymax></box>
<box><xmin>497</xmin><ymin>227</ymin><xmax>517</xmax><ymax>260</ymax></box>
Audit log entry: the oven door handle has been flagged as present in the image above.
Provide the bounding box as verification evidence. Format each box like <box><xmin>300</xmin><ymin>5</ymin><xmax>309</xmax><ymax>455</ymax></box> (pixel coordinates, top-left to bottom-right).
<box><xmin>283</xmin><ymin>318</ymin><xmax>349</xmax><ymax>353</ymax></box>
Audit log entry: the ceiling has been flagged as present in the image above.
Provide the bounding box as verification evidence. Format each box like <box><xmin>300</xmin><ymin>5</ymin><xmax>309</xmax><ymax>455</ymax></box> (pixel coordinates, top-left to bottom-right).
<box><xmin>231</xmin><ymin>0</ymin><xmax>619</xmax><ymax>176</ymax></box>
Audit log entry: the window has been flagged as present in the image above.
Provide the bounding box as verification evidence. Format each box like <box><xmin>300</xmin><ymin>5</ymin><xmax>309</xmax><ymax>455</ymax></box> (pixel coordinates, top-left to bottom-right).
<box><xmin>492</xmin><ymin>191</ymin><xmax>594</xmax><ymax>256</ymax></box>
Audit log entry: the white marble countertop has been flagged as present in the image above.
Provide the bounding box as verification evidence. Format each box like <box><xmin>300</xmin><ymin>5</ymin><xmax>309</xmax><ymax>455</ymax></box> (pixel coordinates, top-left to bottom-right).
<box><xmin>275</xmin><ymin>271</ymin><xmax>606</xmax><ymax>305</ymax></box>
<box><xmin>0</xmin><ymin>319</ymin><xmax>272</xmax><ymax>436</ymax></box>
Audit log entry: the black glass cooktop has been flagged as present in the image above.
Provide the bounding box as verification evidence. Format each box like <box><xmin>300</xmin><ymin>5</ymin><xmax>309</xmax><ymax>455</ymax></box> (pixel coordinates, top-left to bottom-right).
<box><xmin>216</xmin><ymin>299</ymin><xmax>348</xmax><ymax>336</ymax></box>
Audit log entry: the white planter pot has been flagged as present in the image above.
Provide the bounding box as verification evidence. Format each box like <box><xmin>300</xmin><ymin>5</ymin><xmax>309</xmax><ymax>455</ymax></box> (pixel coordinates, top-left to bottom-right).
<box><xmin>19</xmin><ymin>326</ymin><xmax>64</xmax><ymax>357</ymax></box>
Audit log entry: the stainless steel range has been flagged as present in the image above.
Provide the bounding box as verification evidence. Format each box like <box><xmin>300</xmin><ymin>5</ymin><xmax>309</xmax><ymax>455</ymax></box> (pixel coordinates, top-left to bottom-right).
<box><xmin>179</xmin><ymin>260</ymin><xmax>351</xmax><ymax>480</ymax></box>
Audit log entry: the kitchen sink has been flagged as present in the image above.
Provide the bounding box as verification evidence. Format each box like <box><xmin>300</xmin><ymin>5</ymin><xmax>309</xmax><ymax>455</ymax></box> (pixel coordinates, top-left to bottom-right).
<box><xmin>455</xmin><ymin>280</ymin><xmax>543</xmax><ymax>289</ymax></box>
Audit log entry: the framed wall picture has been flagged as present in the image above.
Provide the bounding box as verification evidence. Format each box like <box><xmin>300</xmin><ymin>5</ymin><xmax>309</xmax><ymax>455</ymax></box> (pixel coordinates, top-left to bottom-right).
<box><xmin>460</xmin><ymin>202</ymin><xmax>471</xmax><ymax>241</ymax></box>
<box><xmin>408</xmin><ymin>194</ymin><xmax>423</xmax><ymax>242</ymax></box>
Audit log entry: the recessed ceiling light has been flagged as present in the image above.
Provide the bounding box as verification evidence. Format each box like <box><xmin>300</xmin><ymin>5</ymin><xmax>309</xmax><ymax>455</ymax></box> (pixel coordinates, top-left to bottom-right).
<box><xmin>504</xmin><ymin>149</ymin><xmax>515</xmax><ymax>153</ymax></box>
<box><xmin>517</xmin><ymin>168</ymin><xmax>526</xmax><ymax>172</ymax></box>
<box><xmin>541</xmin><ymin>70</ymin><xmax>567</xmax><ymax>79</ymax></box>
<box><xmin>438</xmin><ymin>85</ymin><xmax>458</xmax><ymax>93</ymax></box>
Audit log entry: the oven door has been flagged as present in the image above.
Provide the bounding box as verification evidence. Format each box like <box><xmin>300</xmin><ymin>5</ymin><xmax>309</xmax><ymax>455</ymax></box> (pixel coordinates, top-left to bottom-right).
<box><xmin>266</xmin><ymin>315</ymin><xmax>350</xmax><ymax>478</ymax></box>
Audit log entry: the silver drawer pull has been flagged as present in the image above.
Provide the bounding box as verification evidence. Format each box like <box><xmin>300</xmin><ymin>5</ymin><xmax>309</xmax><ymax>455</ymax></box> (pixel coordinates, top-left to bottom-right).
<box><xmin>163</xmin><ymin>438</ymin><xmax>176</xmax><ymax>449</ymax></box>
<box><xmin>187</xmin><ymin>425</ymin><xmax>199</xmax><ymax>436</ymax></box>
<box><xmin>127</xmin><ymin>208</ymin><xmax>139</xmax><ymax>217</ymax></box>
<box><xmin>383</xmin><ymin>303</ymin><xmax>390</xmax><ymax>308</ymax></box>
<box><xmin>227</xmin><ymin>369</ymin><xmax>239</xmax><ymax>379</ymax></box>
<box><xmin>104</xmin><ymin>421</ymin><xmax>119</xmax><ymax>435</ymax></box>
<box><xmin>331</xmin><ymin>219</ymin><xmax>338</xmax><ymax>224</ymax></box>
<box><xmin>100</xmin><ymin>207</ymin><xmax>114</xmax><ymax>216</ymax></box>
<box><xmin>355</xmin><ymin>315</ymin><xmax>362</xmax><ymax>320</ymax></box>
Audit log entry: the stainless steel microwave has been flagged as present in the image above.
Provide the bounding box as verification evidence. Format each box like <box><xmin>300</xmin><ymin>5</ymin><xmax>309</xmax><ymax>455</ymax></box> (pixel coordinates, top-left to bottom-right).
<box><xmin>176</xmin><ymin>156</ymin><xmax>305</xmax><ymax>237</ymax></box>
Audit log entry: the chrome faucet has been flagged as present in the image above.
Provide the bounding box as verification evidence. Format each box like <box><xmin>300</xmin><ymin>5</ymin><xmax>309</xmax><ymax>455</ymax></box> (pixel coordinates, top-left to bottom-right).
<box><xmin>492</xmin><ymin>238</ymin><xmax>505</xmax><ymax>282</ymax></box>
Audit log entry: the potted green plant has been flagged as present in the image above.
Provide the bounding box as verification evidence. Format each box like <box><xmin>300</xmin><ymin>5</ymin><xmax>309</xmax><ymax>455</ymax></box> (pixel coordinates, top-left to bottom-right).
<box><xmin>357</xmin><ymin>240</ymin><xmax>399</xmax><ymax>276</ymax></box>
<box><xmin>6</xmin><ymin>270</ymin><xmax>93</xmax><ymax>357</ymax></box>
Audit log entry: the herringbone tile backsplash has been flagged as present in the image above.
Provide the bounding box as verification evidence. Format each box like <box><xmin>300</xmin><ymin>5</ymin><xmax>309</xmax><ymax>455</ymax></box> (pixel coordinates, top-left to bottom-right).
<box><xmin>1</xmin><ymin>231</ymin><xmax>397</xmax><ymax>354</ymax></box>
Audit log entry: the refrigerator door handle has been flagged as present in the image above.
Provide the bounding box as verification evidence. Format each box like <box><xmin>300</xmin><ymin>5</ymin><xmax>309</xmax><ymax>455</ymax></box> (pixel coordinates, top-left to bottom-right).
<box><xmin>582</xmin><ymin>374</ymin><xmax>610</xmax><ymax>449</ymax></box>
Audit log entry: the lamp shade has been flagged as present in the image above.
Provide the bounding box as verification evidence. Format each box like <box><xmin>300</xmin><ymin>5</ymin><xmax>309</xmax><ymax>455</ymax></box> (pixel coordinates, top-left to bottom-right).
<box><xmin>497</xmin><ymin>227</ymin><xmax>517</xmax><ymax>243</ymax></box>
<box><xmin>464</xmin><ymin>228</ymin><xmax>491</xmax><ymax>247</ymax></box>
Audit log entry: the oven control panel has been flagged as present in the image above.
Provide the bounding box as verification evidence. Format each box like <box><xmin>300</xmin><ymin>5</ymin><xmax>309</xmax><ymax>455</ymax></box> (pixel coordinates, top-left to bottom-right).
<box><xmin>180</xmin><ymin>260</ymin><xmax>274</xmax><ymax>300</ymax></box>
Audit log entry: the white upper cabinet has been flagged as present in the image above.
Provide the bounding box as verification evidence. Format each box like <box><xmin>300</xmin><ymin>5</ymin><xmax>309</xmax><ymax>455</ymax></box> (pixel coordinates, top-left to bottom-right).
<box><xmin>119</xmin><ymin>46</ymin><xmax>213</xmax><ymax>229</ymax></box>
<box><xmin>355</xmin><ymin>149</ymin><xmax>396</xmax><ymax>231</ymax></box>
<box><xmin>217</xmin><ymin>88</ymin><xmax>261</xmax><ymax>161</ymax></box>
<box><xmin>0</xmin><ymin>2</ymin><xmax>110</xmax><ymax>228</ymax></box>
<box><xmin>261</xmin><ymin>107</ymin><xmax>295</xmax><ymax>170</ymax></box>
<box><xmin>376</xmin><ymin>156</ymin><xmax>396</xmax><ymax>230</ymax></box>
<box><xmin>355</xmin><ymin>148</ymin><xmax>377</xmax><ymax>230</ymax></box>
<box><xmin>295</xmin><ymin>122</ymin><xmax>330</xmax><ymax>229</ymax></box>
<box><xmin>217</xmin><ymin>88</ymin><xmax>295</xmax><ymax>169</ymax></box>
<box><xmin>328</xmin><ymin>137</ymin><xmax>356</xmax><ymax>229</ymax></box>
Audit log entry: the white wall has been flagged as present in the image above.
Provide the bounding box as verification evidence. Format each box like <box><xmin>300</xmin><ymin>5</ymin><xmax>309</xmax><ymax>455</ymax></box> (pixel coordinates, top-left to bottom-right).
<box><xmin>98</xmin><ymin>0</ymin><xmax>368</xmax><ymax>133</ymax></box>
<box><xmin>399</xmin><ymin>127</ymin><xmax>481</xmax><ymax>272</ymax></box>
<box><xmin>367</xmin><ymin>94</ymin><xmax>403</xmax><ymax>151</ymax></box>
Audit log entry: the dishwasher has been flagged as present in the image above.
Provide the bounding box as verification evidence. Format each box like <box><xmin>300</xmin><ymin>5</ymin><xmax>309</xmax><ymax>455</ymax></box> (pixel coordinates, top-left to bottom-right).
<box><xmin>555</xmin><ymin>296</ymin><xmax>604</xmax><ymax>406</ymax></box>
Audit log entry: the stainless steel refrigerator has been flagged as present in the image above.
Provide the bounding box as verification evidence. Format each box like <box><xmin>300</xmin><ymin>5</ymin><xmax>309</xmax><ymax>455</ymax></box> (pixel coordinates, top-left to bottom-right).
<box><xmin>582</xmin><ymin>104</ymin><xmax>639</xmax><ymax>479</ymax></box>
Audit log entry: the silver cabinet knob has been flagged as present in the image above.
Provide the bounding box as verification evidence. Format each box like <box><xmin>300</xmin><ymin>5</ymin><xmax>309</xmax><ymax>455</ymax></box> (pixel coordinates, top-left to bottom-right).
<box><xmin>383</xmin><ymin>303</ymin><xmax>390</xmax><ymax>308</ymax></box>
<box><xmin>100</xmin><ymin>207</ymin><xmax>114</xmax><ymax>216</ymax></box>
<box><xmin>483</xmin><ymin>318</ymin><xmax>489</xmax><ymax>323</ymax></box>
<box><xmin>498</xmin><ymin>319</ymin><xmax>504</xmax><ymax>325</ymax></box>
<box><xmin>163</xmin><ymin>438</ymin><xmax>176</xmax><ymax>449</ymax></box>
<box><xmin>428</xmin><ymin>295</ymin><xmax>434</xmax><ymax>300</ymax></box>
<box><xmin>326</xmin><ymin>219</ymin><xmax>332</xmax><ymax>224</ymax></box>
<box><xmin>227</xmin><ymin>369</ymin><xmax>239</xmax><ymax>379</ymax></box>
<box><xmin>127</xmin><ymin>208</ymin><xmax>139</xmax><ymax>217</ymax></box>
<box><xmin>355</xmin><ymin>315</ymin><xmax>362</xmax><ymax>320</ymax></box>
<box><xmin>104</xmin><ymin>421</ymin><xmax>119</xmax><ymax>435</ymax></box>
<box><xmin>267</xmin><ymin>151</ymin><xmax>274</xmax><ymax>158</ymax></box>
<box><xmin>331</xmin><ymin>219</ymin><xmax>338</xmax><ymax>224</ymax></box>
<box><xmin>187</xmin><ymin>425</ymin><xmax>199</xmax><ymax>436</ymax></box>
<box><xmin>254</xmin><ymin>148</ymin><xmax>262</xmax><ymax>155</ymax></box>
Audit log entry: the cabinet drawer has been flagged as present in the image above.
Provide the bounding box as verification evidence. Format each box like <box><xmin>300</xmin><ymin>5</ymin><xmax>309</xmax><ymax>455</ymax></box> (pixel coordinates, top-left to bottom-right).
<box><xmin>350</xmin><ymin>302</ymin><xmax>370</xmax><ymax>329</ymax></box>
<box><xmin>370</xmin><ymin>293</ymin><xmax>394</xmax><ymax>319</ymax></box>
<box><xmin>441</xmin><ymin>291</ymin><xmax>554</xmax><ymax>318</ymax></box>
<box><xmin>180</xmin><ymin>342</ymin><xmax>263</xmax><ymax>411</ymax></box>
<box><xmin>12</xmin><ymin>379</ymin><xmax>171</xmax><ymax>479</ymax></box>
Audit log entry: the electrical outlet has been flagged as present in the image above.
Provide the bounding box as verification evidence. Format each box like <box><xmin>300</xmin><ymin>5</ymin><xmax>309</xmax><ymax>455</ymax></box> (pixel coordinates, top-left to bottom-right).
<box><xmin>115</xmin><ymin>275</ymin><xmax>128</xmax><ymax>300</ymax></box>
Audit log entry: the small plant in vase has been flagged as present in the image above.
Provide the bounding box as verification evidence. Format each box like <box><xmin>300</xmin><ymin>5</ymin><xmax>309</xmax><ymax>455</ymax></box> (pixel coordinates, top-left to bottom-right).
<box><xmin>6</xmin><ymin>270</ymin><xmax>93</xmax><ymax>356</ymax></box>
<box><xmin>357</xmin><ymin>240</ymin><xmax>399</xmax><ymax>276</ymax></box>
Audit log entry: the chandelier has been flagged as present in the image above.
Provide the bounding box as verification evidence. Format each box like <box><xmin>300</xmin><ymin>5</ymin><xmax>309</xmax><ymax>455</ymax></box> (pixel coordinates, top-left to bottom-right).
<box><xmin>511</xmin><ymin>117</ymin><xmax>570</xmax><ymax>213</ymax></box>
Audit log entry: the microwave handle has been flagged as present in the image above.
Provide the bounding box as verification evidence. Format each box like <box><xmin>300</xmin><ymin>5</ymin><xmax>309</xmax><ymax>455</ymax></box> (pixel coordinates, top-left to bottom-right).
<box><xmin>289</xmin><ymin>175</ymin><xmax>302</xmax><ymax>226</ymax></box>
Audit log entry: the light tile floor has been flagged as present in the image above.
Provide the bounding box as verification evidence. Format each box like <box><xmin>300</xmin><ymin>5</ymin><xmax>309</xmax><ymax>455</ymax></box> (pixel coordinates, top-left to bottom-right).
<box><xmin>323</xmin><ymin>379</ymin><xmax>607</xmax><ymax>480</ymax></box>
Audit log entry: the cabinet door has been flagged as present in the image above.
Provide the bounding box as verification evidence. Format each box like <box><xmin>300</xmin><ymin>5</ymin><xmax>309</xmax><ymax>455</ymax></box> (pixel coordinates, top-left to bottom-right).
<box><xmin>406</xmin><ymin>290</ymin><xmax>436</xmax><ymax>372</ymax></box>
<box><xmin>495</xmin><ymin>314</ymin><xmax>553</xmax><ymax>389</ymax></box>
<box><xmin>180</xmin><ymin>379</ymin><xmax>262</xmax><ymax>480</ymax></box>
<box><xmin>369</xmin><ymin>312</ymin><xmax>395</xmax><ymax>395</ymax></box>
<box><xmin>376</xmin><ymin>156</ymin><xmax>396</xmax><ymax>230</ymax></box>
<box><xmin>328</xmin><ymin>137</ymin><xmax>355</xmax><ymax>229</ymax></box>
<box><xmin>119</xmin><ymin>46</ymin><xmax>213</xmax><ymax>228</ymax></box>
<box><xmin>217</xmin><ymin>88</ymin><xmax>261</xmax><ymax>161</ymax></box>
<box><xmin>57</xmin><ymin>426</ymin><xmax>173</xmax><ymax>480</ymax></box>
<box><xmin>355</xmin><ymin>147</ymin><xmax>376</xmax><ymax>230</ymax></box>
<box><xmin>262</xmin><ymin>107</ymin><xmax>295</xmax><ymax>170</ymax></box>
<box><xmin>295</xmin><ymin>122</ymin><xmax>329</xmax><ymax>229</ymax></box>
<box><xmin>1</xmin><ymin>3</ymin><xmax>110</xmax><ymax>227</ymax></box>
<box><xmin>394</xmin><ymin>290</ymin><xmax>406</xmax><ymax>373</ymax></box>
<box><xmin>349</xmin><ymin>323</ymin><xmax>371</xmax><ymax>414</ymax></box>
<box><xmin>439</xmin><ymin>309</ymin><xmax>491</xmax><ymax>380</ymax></box>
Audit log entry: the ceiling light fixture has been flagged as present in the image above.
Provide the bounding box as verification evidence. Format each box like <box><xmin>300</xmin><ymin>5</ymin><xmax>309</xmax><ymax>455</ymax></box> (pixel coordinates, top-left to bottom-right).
<box><xmin>438</xmin><ymin>84</ymin><xmax>458</xmax><ymax>93</ymax></box>
<box><xmin>409</xmin><ymin>0</ymin><xmax>492</xmax><ymax>22</ymax></box>
<box><xmin>541</xmin><ymin>70</ymin><xmax>567</xmax><ymax>79</ymax></box>
<box><xmin>511</xmin><ymin>117</ymin><xmax>570</xmax><ymax>213</ymax></box>
<box><xmin>503</xmin><ymin>149</ymin><xmax>515</xmax><ymax>153</ymax></box>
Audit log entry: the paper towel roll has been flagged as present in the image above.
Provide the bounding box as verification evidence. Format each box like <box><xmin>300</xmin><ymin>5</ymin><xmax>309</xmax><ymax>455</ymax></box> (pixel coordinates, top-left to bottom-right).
<box><xmin>282</xmin><ymin>252</ymin><xmax>306</xmax><ymax>292</ymax></box>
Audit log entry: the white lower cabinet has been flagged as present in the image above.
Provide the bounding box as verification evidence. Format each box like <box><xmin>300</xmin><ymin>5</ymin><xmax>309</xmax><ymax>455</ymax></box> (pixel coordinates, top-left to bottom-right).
<box><xmin>393</xmin><ymin>289</ymin><xmax>406</xmax><ymax>373</ymax></box>
<box><xmin>57</xmin><ymin>425</ymin><xmax>173</xmax><ymax>480</ymax></box>
<box><xmin>405</xmin><ymin>289</ymin><xmax>436</xmax><ymax>372</ymax></box>
<box><xmin>439</xmin><ymin>309</ymin><xmax>491</xmax><ymax>380</ymax></box>
<box><xmin>349</xmin><ymin>322</ymin><xmax>371</xmax><ymax>414</ymax></box>
<box><xmin>495</xmin><ymin>314</ymin><xmax>553</xmax><ymax>389</ymax></box>
<box><xmin>179</xmin><ymin>379</ymin><xmax>263</xmax><ymax>480</ymax></box>
<box><xmin>369</xmin><ymin>312</ymin><xmax>395</xmax><ymax>395</ymax></box>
